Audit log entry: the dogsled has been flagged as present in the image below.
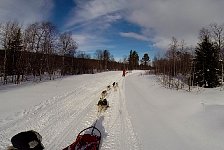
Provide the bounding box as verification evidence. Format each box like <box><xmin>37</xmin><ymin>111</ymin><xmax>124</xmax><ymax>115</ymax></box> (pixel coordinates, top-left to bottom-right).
<box><xmin>9</xmin><ymin>127</ymin><xmax>101</xmax><ymax>150</ymax></box>
<box><xmin>63</xmin><ymin>125</ymin><xmax>101</xmax><ymax>150</ymax></box>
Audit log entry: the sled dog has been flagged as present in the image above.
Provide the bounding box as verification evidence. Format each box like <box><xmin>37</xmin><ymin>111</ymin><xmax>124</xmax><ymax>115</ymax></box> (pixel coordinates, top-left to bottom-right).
<box><xmin>97</xmin><ymin>98</ymin><xmax>109</xmax><ymax>113</ymax></box>
<box><xmin>101</xmin><ymin>90</ymin><xmax>107</xmax><ymax>99</ymax></box>
<box><xmin>112</xmin><ymin>82</ymin><xmax>118</xmax><ymax>91</ymax></box>
<box><xmin>107</xmin><ymin>85</ymin><xmax>111</xmax><ymax>91</ymax></box>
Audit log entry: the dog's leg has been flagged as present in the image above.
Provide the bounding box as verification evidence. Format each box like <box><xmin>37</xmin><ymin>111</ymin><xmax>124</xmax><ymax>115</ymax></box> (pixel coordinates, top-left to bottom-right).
<box><xmin>97</xmin><ymin>106</ymin><xmax>100</xmax><ymax>116</ymax></box>
<box><xmin>103</xmin><ymin>106</ymin><xmax>106</xmax><ymax>112</ymax></box>
<box><xmin>98</xmin><ymin>106</ymin><xmax>102</xmax><ymax>114</ymax></box>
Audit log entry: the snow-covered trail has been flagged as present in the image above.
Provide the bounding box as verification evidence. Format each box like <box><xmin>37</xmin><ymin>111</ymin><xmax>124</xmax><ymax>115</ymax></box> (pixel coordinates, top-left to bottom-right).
<box><xmin>126</xmin><ymin>72</ymin><xmax>224</xmax><ymax>150</ymax></box>
<box><xmin>99</xmin><ymin>78</ymin><xmax>139</xmax><ymax>150</ymax></box>
<box><xmin>2</xmin><ymin>71</ymin><xmax>224</xmax><ymax>150</ymax></box>
<box><xmin>0</xmin><ymin>71</ymin><xmax>139</xmax><ymax>150</ymax></box>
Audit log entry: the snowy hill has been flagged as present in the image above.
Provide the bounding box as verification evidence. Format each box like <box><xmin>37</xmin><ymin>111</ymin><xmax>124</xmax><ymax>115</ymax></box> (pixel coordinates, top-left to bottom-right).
<box><xmin>1</xmin><ymin>71</ymin><xmax>224</xmax><ymax>150</ymax></box>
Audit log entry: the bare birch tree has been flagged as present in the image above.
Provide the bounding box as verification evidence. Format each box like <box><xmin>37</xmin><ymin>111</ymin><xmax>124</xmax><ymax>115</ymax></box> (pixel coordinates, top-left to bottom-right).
<box><xmin>58</xmin><ymin>31</ymin><xmax>78</xmax><ymax>75</ymax></box>
<box><xmin>0</xmin><ymin>21</ymin><xmax>22</xmax><ymax>84</ymax></box>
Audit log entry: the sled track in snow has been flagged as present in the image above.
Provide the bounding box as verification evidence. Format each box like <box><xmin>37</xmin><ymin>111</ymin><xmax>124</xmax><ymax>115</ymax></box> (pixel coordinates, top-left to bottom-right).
<box><xmin>43</xmin><ymin>83</ymin><xmax>114</xmax><ymax>149</ymax></box>
<box><xmin>47</xmin><ymin>90</ymin><xmax>103</xmax><ymax>149</ymax></box>
<box><xmin>0</xmin><ymin>72</ymin><xmax>140</xmax><ymax>150</ymax></box>
<box><xmin>0</xmin><ymin>78</ymin><xmax>114</xmax><ymax>149</ymax></box>
<box><xmin>49</xmin><ymin>77</ymin><xmax>140</xmax><ymax>150</ymax></box>
<box><xmin>98</xmin><ymin>79</ymin><xmax>140</xmax><ymax>150</ymax></box>
<box><xmin>0</xmin><ymin>88</ymin><xmax>86</xmax><ymax>148</ymax></box>
<box><xmin>46</xmin><ymin>80</ymin><xmax>117</xmax><ymax>149</ymax></box>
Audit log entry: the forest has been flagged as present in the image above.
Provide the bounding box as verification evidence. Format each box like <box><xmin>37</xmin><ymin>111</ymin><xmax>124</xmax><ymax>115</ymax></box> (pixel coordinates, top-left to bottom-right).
<box><xmin>0</xmin><ymin>21</ymin><xmax>151</xmax><ymax>85</ymax></box>
<box><xmin>153</xmin><ymin>23</ymin><xmax>224</xmax><ymax>89</ymax></box>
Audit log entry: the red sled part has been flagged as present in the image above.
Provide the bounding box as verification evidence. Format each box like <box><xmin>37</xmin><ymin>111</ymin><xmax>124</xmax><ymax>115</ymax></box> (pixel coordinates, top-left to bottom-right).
<box><xmin>63</xmin><ymin>126</ymin><xmax>101</xmax><ymax>150</ymax></box>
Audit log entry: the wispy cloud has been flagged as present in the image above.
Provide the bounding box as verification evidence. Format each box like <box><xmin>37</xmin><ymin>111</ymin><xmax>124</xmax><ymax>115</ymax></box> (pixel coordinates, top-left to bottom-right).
<box><xmin>2</xmin><ymin>0</ymin><xmax>224</xmax><ymax>52</ymax></box>
<box><xmin>66</xmin><ymin>0</ymin><xmax>125</xmax><ymax>28</ymax></box>
<box><xmin>0</xmin><ymin>0</ymin><xmax>54</xmax><ymax>24</ymax></box>
<box><xmin>125</xmin><ymin>0</ymin><xmax>224</xmax><ymax>49</ymax></box>
<box><xmin>72</xmin><ymin>34</ymin><xmax>114</xmax><ymax>52</ymax></box>
<box><xmin>67</xmin><ymin>0</ymin><xmax>224</xmax><ymax>50</ymax></box>
<box><xmin>65</xmin><ymin>0</ymin><xmax>126</xmax><ymax>53</ymax></box>
<box><xmin>120</xmin><ymin>32</ymin><xmax>150</xmax><ymax>41</ymax></box>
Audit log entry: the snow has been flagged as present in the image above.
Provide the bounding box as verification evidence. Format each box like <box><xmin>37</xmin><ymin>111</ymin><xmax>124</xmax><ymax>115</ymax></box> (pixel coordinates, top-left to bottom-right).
<box><xmin>126</xmin><ymin>72</ymin><xmax>224</xmax><ymax>150</ymax></box>
<box><xmin>1</xmin><ymin>71</ymin><xmax>224</xmax><ymax>150</ymax></box>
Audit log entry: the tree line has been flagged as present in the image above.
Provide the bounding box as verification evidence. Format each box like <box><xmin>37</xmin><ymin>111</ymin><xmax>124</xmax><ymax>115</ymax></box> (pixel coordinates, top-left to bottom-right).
<box><xmin>0</xmin><ymin>21</ymin><xmax>151</xmax><ymax>85</ymax></box>
<box><xmin>153</xmin><ymin>23</ymin><xmax>224</xmax><ymax>89</ymax></box>
<box><xmin>123</xmin><ymin>50</ymin><xmax>151</xmax><ymax>70</ymax></box>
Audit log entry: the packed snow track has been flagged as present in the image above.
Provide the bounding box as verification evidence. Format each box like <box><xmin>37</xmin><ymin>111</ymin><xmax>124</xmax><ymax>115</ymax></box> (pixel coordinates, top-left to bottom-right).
<box><xmin>0</xmin><ymin>71</ymin><xmax>139</xmax><ymax>150</ymax></box>
<box><xmin>2</xmin><ymin>70</ymin><xmax>224</xmax><ymax>150</ymax></box>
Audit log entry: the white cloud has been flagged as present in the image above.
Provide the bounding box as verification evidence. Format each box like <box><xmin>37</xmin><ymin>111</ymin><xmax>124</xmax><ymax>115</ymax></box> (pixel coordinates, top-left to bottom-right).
<box><xmin>120</xmin><ymin>32</ymin><xmax>150</xmax><ymax>41</ymax></box>
<box><xmin>67</xmin><ymin>0</ymin><xmax>224</xmax><ymax>50</ymax></box>
<box><xmin>2</xmin><ymin>0</ymin><xmax>224</xmax><ymax>51</ymax></box>
<box><xmin>125</xmin><ymin>0</ymin><xmax>224</xmax><ymax>49</ymax></box>
<box><xmin>72</xmin><ymin>34</ymin><xmax>114</xmax><ymax>52</ymax></box>
<box><xmin>0</xmin><ymin>0</ymin><xmax>54</xmax><ymax>24</ymax></box>
<box><xmin>66</xmin><ymin>0</ymin><xmax>125</xmax><ymax>27</ymax></box>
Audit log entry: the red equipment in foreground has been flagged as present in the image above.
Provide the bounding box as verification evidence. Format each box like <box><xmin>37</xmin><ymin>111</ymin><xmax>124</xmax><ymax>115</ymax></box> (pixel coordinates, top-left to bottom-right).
<box><xmin>63</xmin><ymin>126</ymin><xmax>101</xmax><ymax>150</ymax></box>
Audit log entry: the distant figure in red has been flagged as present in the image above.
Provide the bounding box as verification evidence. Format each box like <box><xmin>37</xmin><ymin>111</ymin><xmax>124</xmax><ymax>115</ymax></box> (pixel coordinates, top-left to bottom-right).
<box><xmin>122</xmin><ymin>69</ymin><xmax>126</xmax><ymax>77</ymax></box>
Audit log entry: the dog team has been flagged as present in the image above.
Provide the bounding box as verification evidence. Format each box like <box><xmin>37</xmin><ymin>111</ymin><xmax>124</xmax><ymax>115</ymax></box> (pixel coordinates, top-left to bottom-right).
<box><xmin>97</xmin><ymin>82</ymin><xmax>118</xmax><ymax>113</ymax></box>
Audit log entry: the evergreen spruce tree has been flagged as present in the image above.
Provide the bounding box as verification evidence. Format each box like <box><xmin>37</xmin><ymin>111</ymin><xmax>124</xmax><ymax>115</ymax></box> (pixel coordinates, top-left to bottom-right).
<box><xmin>132</xmin><ymin>51</ymin><xmax>139</xmax><ymax>69</ymax></box>
<box><xmin>194</xmin><ymin>36</ymin><xmax>220</xmax><ymax>88</ymax></box>
<box><xmin>128</xmin><ymin>50</ymin><xmax>133</xmax><ymax>70</ymax></box>
<box><xmin>141</xmin><ymin>53</ymin><xmax>150</xmax><ymax>66</ymax></box>
<box><xmin>128</xmin><ymin>50</ymin><xmax>139</xmax><ymax>70</ymax></box>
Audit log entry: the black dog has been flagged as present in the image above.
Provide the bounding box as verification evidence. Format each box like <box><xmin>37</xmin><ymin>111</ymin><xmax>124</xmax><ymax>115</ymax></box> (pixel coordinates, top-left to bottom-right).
<box><xmin>97</xmin><ymin>98</ymin><xmax>109</xmax><ymax>113</ymax></box>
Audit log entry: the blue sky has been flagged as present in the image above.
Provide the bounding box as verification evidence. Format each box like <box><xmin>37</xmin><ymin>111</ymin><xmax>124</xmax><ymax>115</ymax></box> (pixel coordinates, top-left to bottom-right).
<box><xmin>1</xmin><ymin>0</ymin><xmax>224</xmax><ymax>61</ymax></box>
<box><xmin>50</xmin><ymin>0</ymin><xmax>156</xmax><ymax>60</ymax></box>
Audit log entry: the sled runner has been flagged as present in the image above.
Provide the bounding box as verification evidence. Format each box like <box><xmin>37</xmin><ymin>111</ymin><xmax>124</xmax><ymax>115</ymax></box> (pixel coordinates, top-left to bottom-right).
<box><xmin>63</xmin><ymin>126</ymin><xmax>101</xmax><ymax>150</ymax></box>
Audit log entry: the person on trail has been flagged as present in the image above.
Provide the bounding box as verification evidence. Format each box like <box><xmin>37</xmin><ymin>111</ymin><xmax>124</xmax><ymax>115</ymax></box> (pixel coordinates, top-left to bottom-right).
<box><xmin>122</xmin><ymin>69</ymin><xmax>126</xmax><ymax>77</ymax></box>
<box><xmin>8</xmin><ymin>130</ymin><xmax>44</xmax><ymax>150</ymax></box>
